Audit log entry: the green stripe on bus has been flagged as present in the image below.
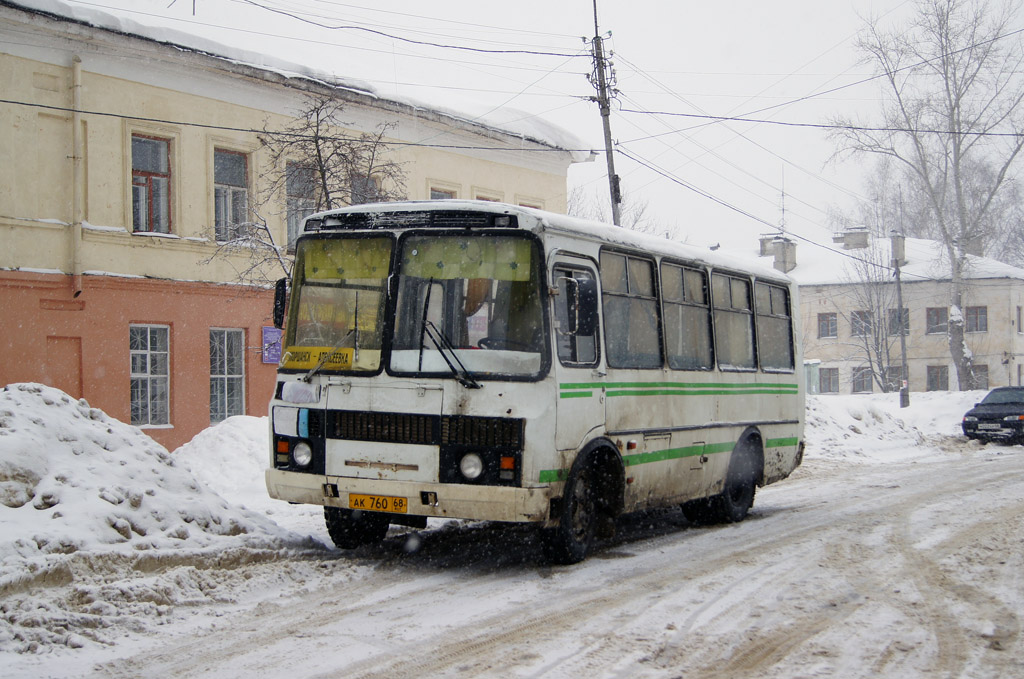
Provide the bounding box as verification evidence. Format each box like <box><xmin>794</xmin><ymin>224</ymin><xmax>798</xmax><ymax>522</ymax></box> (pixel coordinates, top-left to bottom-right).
<box><xmin>538</xmin><ymin>435</ymin><xmax>801</xmax><ymax>482</ymax></box>
<box><xmin>559</xmin><ymin>381</ymin><xmax>798</xmax><ymax>397</ymax></box>
<box><xmin>605</xmin><ymin>388</ymin><xmax>797</xmax><ymax>397</ymax></box>
<box><xmin>559</xmin><ymin>391</ymin><xmax>594</xmax><ymax>399</ymax></box>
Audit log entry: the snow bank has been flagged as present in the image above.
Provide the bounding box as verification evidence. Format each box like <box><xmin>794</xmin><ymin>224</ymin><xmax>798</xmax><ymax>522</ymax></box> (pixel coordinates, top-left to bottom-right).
<box><xmin>0</xmin><ymin>384</ymin><xmax>319</xmax><ymax>652</ymax></box>
<box><xmin>805</xmin><ymin>391</ymin><xmax>983</xmax><ymax>462</ymax></box>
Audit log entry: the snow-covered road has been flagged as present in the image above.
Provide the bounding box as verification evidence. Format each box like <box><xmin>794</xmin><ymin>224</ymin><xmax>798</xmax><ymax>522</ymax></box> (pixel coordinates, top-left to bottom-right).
<box><xmin>83</xmin><ymin>449</ymin><xmax>1023</xmax><ymax>679</ymax></box>
<box><xmin>3</xmin><ymin>385</ymin><xmax>1023</xmax><ymax>678</ymax></box>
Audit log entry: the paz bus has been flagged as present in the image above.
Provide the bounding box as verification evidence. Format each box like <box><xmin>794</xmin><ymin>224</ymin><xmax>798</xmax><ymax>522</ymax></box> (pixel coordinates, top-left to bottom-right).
<box><xmin>266</xmin><ymin>201</ymin><xmax>804</xmax><ymax>564</ymax></box>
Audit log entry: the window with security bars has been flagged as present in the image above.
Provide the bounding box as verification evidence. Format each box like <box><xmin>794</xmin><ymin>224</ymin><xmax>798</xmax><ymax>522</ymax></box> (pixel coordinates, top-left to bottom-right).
<box><xmin>130</xmin><ymin>325</ymin><xmax>169</xmax><ymax>425</ymax></box>
<box><xmin>210</xmin><ymin>329</ymin><xmax>245</xmax><ymax>423</ymax></box>
<box><xmin>214</xmin><ymin>149</ymin><xmax>248</xmax><ymax>241</ymax></box>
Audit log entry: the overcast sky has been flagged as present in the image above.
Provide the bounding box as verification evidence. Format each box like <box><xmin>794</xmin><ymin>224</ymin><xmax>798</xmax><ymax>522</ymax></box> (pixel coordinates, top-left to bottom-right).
<box><xmin>30</xmin><ymin>0</ymin><xmax>926</xmax><ymax>251</ymax></box>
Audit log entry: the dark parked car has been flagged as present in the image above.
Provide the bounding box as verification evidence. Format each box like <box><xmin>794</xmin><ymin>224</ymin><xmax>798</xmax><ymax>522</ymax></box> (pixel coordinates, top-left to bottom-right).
<box><xmin>962</xmin><ymin>387</ymin><xmax>1024</xmax><ymax>443</ymax></box>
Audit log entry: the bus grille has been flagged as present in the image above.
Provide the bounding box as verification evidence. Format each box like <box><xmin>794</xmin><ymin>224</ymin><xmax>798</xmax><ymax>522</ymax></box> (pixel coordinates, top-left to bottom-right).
<box><xmin>327</xmin><ymin>410</ymin><xmax>524</xmax><ymax>448</ymax></box>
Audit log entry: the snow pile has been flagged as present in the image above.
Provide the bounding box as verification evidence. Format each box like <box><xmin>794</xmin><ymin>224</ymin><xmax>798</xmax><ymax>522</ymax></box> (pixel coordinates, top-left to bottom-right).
<box><xmin>0</xmin><ymin>384</ymin><xmax>318</xmax><ymax>652</ymax></box>
<box><xmin>173</xmin><ymin>415</ymin><xmax>269</xmax><ymax>510</ymax></box>
<box><xmin>805</xmin><ymin>391</ymin><xmax>983</xmax><ymax>462</ymax></box>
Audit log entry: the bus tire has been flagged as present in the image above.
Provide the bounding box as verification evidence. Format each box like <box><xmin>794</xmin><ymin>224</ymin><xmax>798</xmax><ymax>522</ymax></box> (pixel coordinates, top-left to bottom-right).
<box><xmin>324</xmin><ymin>506</ymin><xmax>389</xmax><ymax>549</ymax></box>
<box><xmin>683</xmin><ymin>443</ymin><xmax>760</xmax><ymax>525</ymax></box>
<box><xmin>543</xmin><ymin>459</ymin><xmax>598</xmax><ymax>565</ymax></box>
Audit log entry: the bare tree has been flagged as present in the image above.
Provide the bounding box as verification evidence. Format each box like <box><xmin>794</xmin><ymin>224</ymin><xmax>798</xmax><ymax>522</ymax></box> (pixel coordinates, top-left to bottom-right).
<box><xmin>568</xmin><ymin>184</ymin><xmax>666</xmax><ymax>236</ymax></box>
<box><xmin>832</xmin><ymin>0</ymin><xmax>1024</xmax><ymax>389</ymax></box>
<box><xmin>832</xmin><ymin>242</ymin><xmax>904</xmax><ymax>392</ymax></box>
<box><xmin>205</xmin><ymin>93</ymin><xmax>407</xmax><ymax>286</ymax></box>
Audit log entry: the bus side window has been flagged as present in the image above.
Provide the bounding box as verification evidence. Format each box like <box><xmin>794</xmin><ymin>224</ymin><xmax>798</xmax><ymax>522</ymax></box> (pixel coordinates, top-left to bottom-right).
<box><xmin>554</xmin><ymin>267</ymin><xmax>598</xmax><ymax>366</ymax></box>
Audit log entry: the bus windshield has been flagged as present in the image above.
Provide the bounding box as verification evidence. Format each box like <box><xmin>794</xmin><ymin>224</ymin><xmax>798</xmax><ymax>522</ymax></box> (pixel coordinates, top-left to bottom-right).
<box><xmin>281</xmin><ymin>236</ymin><xmax>392</xmax><ymax>373</ymax></box>
<box><xmin>390</xmin><ymin>233</ymin><xmax>546</xmax><ymax>379</ymax></box>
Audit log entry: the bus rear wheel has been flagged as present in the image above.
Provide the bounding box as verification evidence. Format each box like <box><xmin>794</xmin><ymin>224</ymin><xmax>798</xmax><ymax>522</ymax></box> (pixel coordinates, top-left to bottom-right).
<box><xmin>543</xmin><ymin>463</ymin><xmax>597</xmax><ymax>564</ymax></box>
<box><xmin>324</xmin><ymin>506</ymin><xmax>389</xmax><ymax>549</ymax></box>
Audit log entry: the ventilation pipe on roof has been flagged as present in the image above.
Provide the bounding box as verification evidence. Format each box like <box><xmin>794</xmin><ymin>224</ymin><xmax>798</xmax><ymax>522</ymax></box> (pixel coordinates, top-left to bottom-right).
<box><xmin>833</xmin><ymin>227</ymin><xmax>870</xmax><ymax>250</ymax></box>
<box><xmin>773</xmin><ymin>237</ymin><xmax>797</xmax><ymax>273</ymax></box>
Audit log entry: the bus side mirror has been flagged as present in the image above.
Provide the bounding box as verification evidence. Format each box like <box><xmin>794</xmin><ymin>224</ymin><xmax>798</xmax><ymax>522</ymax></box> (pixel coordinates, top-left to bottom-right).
<box><xmin>273</xmin><ymin>277</ymin><xmax>288</xmax><ymax>329</ymax></box>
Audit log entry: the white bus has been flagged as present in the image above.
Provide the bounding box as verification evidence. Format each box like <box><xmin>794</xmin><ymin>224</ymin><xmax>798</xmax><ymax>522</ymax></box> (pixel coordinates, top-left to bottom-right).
<box><xmin>266</xmin><ymin>201</ymin><xmax>804</xmax><ymax>563</ymax></box>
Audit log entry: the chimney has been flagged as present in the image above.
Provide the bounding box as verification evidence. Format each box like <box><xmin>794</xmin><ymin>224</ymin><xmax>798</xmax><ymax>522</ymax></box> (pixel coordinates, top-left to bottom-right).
<box><xmin>890</xmin><ymin>232</ymin><xmax>906</xmax><ymax>267</ymax></box>
<box><xmin>772</xmin><ymin>237</ymin><xmax>797</xmax><ymax>273</ymax></box>
<box><xmin>759</xmin><ymin>233</ymin><xmax>779</xmax><ymax>256</ymax></box>
<box><xmin>833</xmin><ymin>226</ymin><xmax>869</xmax><ymax>250</ymax></box>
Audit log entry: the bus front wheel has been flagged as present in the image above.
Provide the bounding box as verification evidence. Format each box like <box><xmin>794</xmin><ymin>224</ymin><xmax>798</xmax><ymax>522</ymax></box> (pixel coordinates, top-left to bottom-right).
<box><xmin>543</xmin><ymin>462</ymin><xmax>597</xmax><ymax>564</ymax></box>
<box><xmin>324</xmin><ymin>506</ymin><xmax>389</xmax><ymax>549</ymax></box>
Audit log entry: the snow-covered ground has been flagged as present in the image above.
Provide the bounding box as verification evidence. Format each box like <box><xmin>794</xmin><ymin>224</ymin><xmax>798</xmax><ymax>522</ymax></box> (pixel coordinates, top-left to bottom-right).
<box><xmin>2</xmin><ymin>382</ymin><xmax>1022</xmax><ymax>678</ymax></box>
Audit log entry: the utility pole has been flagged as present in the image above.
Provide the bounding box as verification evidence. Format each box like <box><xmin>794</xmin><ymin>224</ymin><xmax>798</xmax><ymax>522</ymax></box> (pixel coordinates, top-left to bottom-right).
<box><xmin>589</xmin><ymin>0</ymin><xmax>621</xmax><ymax>226</ymax></box>
<box><xmin>892</xmin><ymin>231</ymin><xmax>910</xmax><ymax>408</ymax></box>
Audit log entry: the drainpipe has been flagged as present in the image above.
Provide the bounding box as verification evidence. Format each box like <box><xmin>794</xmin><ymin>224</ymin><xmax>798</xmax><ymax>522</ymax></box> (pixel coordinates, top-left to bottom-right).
<box><xmin>71</xmin><ymin>55</ymin><xmax>84</xmax><ymax>297</ymax></box>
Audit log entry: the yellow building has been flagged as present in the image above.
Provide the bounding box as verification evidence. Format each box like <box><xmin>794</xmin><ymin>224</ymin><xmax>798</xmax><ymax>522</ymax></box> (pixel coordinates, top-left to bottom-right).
<box><xmin>0</xmin><ymin>2</ymin><xmax>591</xmax><ymax>449</ymax></box>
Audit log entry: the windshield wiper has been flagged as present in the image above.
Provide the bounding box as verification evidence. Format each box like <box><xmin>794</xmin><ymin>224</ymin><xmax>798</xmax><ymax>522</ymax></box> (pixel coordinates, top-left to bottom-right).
<box><xmin>302</xmin><ymin>329</ymin><xmax>354</xmax><ymax>383</ymax></box>
<box><xmin>422</xmin><ymin>320</ymin><xmax>483</xmax><ymax>389</ymax></box>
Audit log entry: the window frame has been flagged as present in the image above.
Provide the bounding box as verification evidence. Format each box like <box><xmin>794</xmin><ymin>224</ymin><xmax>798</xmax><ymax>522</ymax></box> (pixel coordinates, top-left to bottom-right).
<box><xmin>965</xmin><ymin>306</ymin><xmax>988</xmax><ymax>333</ymax></box>
<box><xmin>711</xmin><ymin>271</ymin><xmax>757</xmax><ymax>372</ymax></box>
<box><xmin>131</xmin><ymin>133</ymin><xmax>172</xmax><ymax>234</ymax></box>
<box><xmin>926</xmin><ymin>365</ymin><xmax>949</xmax><ymax>391</ymax></box>
<box><xmin>209</xmin><ymin>328</ymin><xmax>246</xmax><ymax>424</ymax></box>
<box><xmin>888</xmin><ymin>307</ymin><xmax>910</xmax><ymax>337</ymax></box>
<box><xmin>213</xmin><ymin>148</ymin><xmax>250</xmax><ymax>241</ymax></box>
<box><xmin>850</xmin><ymin>310</ymin><xmax>871</xmax><ymax>338</ymax></box>
<box><xmin>971</xmin><ymin>364</ymin><xmax>990</xmax><ymax>390</ymax></box>
<box><xmin>819</xmin><ymin>367</ymin><xmax>839</xmax><ymax>394</ymax></box>
<box><xmin>755</xmin><ymin>281</ymin><xmax>795</xmax><ymax>372</ymax></box>
<box><xmin>285</xmin><ymin>161</ymin><xmax>317</xmax><ymax>251</ymax></box>
<box><xmin>817</xmin><ymin>312</ymin><xmax>838</xmax><ymax>339</ymax></box>
<box><xmin>130</xmin><ymin>324</ymin><xmax>171</xmax><ymax>426</ymax></box>
<box><xmin>660</xmin><ymin>260</ymin><xmax>714</xmax><ymax>371</ymax></box>
<box><xmin>599</xmin><ymin>249</ymin><xmax>663</xmax><ymax>370</ymax></box>
<box><xmin>926</xmin><ymin>307</ymin><xmax>948</xmax><ymax>335</ymax></box>
<box><xmin>852</xmin><ymin>366</ymin><xmax>873</xmax><ymax>393</ymax></box>
<box><xmin>553</xmin><ymin>264</ymin><xmax>600</xmax><ymax>368</ymax></box>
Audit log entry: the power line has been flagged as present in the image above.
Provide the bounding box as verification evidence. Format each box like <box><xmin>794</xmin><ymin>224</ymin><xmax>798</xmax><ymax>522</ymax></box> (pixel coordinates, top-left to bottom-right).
<box><xmin>616</xmin><ymin>146</ymin><xmax>940</xmax><ymax>281</ymax></box>
<box><xmin>617</xmin><ymin>109</ymin><xmax>1024</xmax><ymax>139</ymax></box>
<box><xmin>234</xmin><ymin>0</ymin><xmax>588</xmax><ymax>57</ymax></box>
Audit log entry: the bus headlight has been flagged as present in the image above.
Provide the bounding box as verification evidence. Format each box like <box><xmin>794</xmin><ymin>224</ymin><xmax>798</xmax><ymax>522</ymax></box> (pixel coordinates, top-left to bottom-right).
<box><xmin>292</xmin><ymin>441</ymin><xmax>313</xmax><ymax>467</ymax></box>
<box><xmin>459</xmin><ymin>453</ymin><xmax>484</xmax><ymax>480</ymax></box>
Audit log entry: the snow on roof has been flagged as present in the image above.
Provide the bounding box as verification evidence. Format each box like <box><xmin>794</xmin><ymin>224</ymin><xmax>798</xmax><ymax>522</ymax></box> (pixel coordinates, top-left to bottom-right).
<box><xmin>756</xmin><ymin>231</ymin><xmax>1024</xmax><ymax>286</ymax></box>
<box><xmin>6</xmin><ymin>0</ymin><xmax>592</xmax><ymax>159</ymax></box>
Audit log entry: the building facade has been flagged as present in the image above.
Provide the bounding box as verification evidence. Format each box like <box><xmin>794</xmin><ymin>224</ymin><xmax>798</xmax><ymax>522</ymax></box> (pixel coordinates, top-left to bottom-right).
<box><xmin>0</xmin><ymin>2</ymin><xmax>589</xmax><ymax>449</ymax></box>
<box><xmin>768</xmin><ymin>231</ymin><xmax>1024</xmax><ymax>395</ymax></box>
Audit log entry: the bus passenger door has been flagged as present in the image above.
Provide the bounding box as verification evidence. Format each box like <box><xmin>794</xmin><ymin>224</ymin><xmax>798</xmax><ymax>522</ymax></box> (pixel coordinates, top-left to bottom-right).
<box><xmin>552</xmin><ymin>262</ymin><xmax>605</xmax><ymax>453</ymax></box>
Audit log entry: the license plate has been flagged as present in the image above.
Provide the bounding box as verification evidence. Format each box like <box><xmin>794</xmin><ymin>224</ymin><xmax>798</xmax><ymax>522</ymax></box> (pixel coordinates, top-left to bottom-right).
<box><xmin>978</xmin><ymin>423</ymin><xmax>1002</xmax><ymax>430</ymax></box>
<box><xmin>349</xmin><ymin>493</ymin><xmax>408</xmax><ymax>514</ymax></box>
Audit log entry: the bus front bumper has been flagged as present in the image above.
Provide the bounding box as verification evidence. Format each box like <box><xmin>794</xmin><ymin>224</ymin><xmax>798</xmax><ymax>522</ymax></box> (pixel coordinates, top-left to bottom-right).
<box><xmin>265</xmin><ymin>468</ymin><xmax>554</xmax><ymax>524</ymax></box>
